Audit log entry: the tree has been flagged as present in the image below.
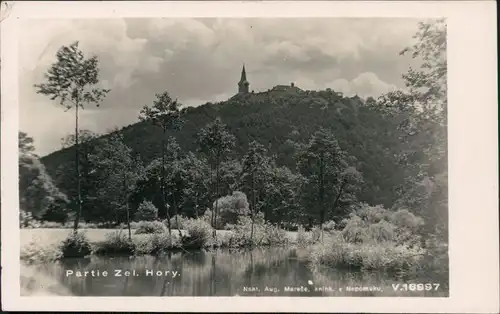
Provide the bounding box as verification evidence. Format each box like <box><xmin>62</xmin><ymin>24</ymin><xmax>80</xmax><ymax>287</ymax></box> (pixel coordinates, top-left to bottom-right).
<box><xmin>296</xmin><ymin>128</ymin><xmax>362</xmax><ymax>239</ymax></box>
<box><xmin>19</xmin><ymin>131</ymin><xmax>36</xmax><ymax>156</ymax></box>
<box><xmin>55</xmin><ymin>130</ymin><xmax>101</xmax><ymax>223</ymax></box>
<box><xmin>197</xmin><ymin>117</ymin><xmax>236</xmax><ymax>237</ymax></box>
<box><xmin>178</xmin><ymin>152</ymin><xmax>211</xmax><ymax>218</ymax></box>
<box><xmin>139</xmin><ymin>91</ymin><xmax>183</xmax><ymax>238</ymax></box>
<box><xmin>34</xmin><ymin>41</ymin><xmax>110</xmax><ymax>232</ymax></box>
<box><xmin>90</xmin><ymin>133</ymin><xmax>144</xmax><ymax>239</ymax></box>
<box><xmin>18</xmin><ymin>132</ymin><xmax>70</xmax><ymax>222</ymax></box>
<box><xmin>241</xmin><ymin>140</ymin><xmax>270</xmax><ymax>242</ymax></box>
<box><xmin>163</xmin><ymin>137</ymin><xmax>184</xmax><ymax>237</ymax></box>
<box><xmin>377</xmin><ymin>19</ymin><xmax>447</xmax><ymax>239</ymax></box>
<box><xmin>262</xmin><ymin>165</ymin><xmax>305</xmax><ymax>227</ymax></box>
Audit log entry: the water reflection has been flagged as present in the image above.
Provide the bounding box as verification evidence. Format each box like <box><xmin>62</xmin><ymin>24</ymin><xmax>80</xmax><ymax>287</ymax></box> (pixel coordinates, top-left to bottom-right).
<box><xmin>24</xmin><ymin>247</ymin><xmax>448</xmax><ymax>297</ymax></box>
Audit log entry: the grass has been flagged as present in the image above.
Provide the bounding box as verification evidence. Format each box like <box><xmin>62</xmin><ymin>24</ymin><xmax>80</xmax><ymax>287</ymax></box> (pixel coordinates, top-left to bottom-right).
<box><xmin>21</xmin><ymin>228</ymin><xmax>301</xmax><ymax>248</ymax></box>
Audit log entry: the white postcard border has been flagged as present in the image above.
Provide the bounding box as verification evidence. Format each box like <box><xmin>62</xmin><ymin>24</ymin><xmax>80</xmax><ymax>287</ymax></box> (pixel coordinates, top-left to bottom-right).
<box><xmin>1</xmin><ymin>1</ymin><xmax>498</xmax><ymax>312</ymax></box>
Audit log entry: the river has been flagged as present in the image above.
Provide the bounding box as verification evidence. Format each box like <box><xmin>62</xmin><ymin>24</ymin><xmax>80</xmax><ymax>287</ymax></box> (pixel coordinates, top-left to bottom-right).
<box><xmin>21</xmin><ymin>247</ymin><xmax>448</xmax><ymax>297</ymax></box>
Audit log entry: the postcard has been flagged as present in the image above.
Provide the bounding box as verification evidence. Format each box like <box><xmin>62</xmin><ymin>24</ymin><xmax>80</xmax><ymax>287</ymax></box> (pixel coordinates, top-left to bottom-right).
<box><xmin>1</xmin><ymin>1</ymin><xmax>498</xmax><ymax>312</ymax></box>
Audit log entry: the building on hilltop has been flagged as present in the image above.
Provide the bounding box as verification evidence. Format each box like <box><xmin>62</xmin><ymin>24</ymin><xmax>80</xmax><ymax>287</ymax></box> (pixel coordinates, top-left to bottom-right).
<box><xmin>233</xmin><ymin>65</ymin><xmax>303</xmax><ymax>99</ymax></box>
<box><xmin>271</xmin><ymin>82</ymin><xmax>303</xmax><ymax>93</ymax></box>
<box><xmin>238</xmin><ymin>64</ymin><xmax>250</xmax><ymax>94</ymax></box>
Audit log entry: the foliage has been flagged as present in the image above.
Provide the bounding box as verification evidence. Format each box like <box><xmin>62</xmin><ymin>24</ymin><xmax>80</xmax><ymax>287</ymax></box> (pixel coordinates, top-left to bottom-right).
<box><xmin>94</xmin><ymin>231</ymin><xmax>135</xmax><ymax>255</ymax></box>
<box><xmin>202</xmin><ymin>209</ymin><xmax>224</xmax><ymax>229</ymax></box>
<box><xmin>182</xmin><ymin>218</ymin><xmax>214</xmax><ymax>248</ymax></box>
<box><xmin>375</xmin><ymin>19</ymin><xmax>447</xmax><ymax>238</ymax></box>
<box><xmin>296</xmin><ymin>128</ymin><xmax>363</xmax><ymax>227</ymax></box>
<box><xmin>197</xmin><ymin>118</ymin><xmax>236</xmax><ymax>235</ymax></box>
<box><xmin>35</xmin><ymin>41</ymin><xmax>110</xmax><ymax>231</ymax></box>
<box><xmin>165</xmin><ymin>215</ymin><xmax>189</xmax><ymax>229</ymax></box>
<box><xmin>89</xmin><ymin>132</ymin><xmax>144</xmax><ymax>228</ymax></box>
<box><xmin>340</xmin><ymin>204</ymin><xmax>423</xmax><ymax>245</ymax></box>
<box><xmin>139</xmin><ymin>91</ymin><xmax>183</xmax><ymax>235</ymax></box>
<box><xmin>134</xmin><ymin>233</ymin><xmax>181</xmax><ymax>255</ymax></box>
<box><xmin>215</xmin><ymin>191</ymin><xmax>250</xmax><ymax>226</ymax></box>
<box><xmin>226</xmin><ymin>214</ymin><xmax>288</xmax><ymax>247</ymax></box>
<box><xmin>19</xmin><ymin>132</ymin><xmax>70</xmax><ymax>222</ymax></box>
<box><xmin>296</xmin><ymin>225</ymin><xmax>309</xmax><ymax>247</ymax></box>
<box><xmin>308</xmin><ymin>232</ymin><xmax>425</xmax><ymax>272</ymax></box>
<box><xmin>134</xmin><ymin>200</ymin><xmax>158</xmax><ymax>221</ymax></box>
<box><xmin>20</xmin><ymin>210</ymin><xmax>37</xmax><ymax>228</ymax></box>
<box><xmin>20</xmin><ymin>242</ymin><xmax>62</xmax><ymax>264</ymax></box>
<box><xmin>134</xmin><ymin>221</ymin><xmax>166</xmax><ymax>234</ymax></box>
<box><xmin>60</xmin><ymin>232</ymin><xmax>92</xmax><ymax>258</ymax></box>
<box><xmin>322</xmin><ymin>220</ymin><xmax>336</xmax><ymax>231</ymax></box>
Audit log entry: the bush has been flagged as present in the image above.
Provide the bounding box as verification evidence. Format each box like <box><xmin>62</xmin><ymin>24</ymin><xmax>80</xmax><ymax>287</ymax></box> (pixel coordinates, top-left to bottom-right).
<box><xmin>20</xmin><ymin>210</ymin><xmax>39</xmax><ymax>228</ymax></box>
<box><xmin>164</xmin><ymin>215</ymin><xmax>188</xmax><ymax>229</ymax></box>
<box><xmin>322</xmin><ymin>220</ymin><xmax>336</xmax><ymax>232</ymax></box>
<box><xmin>21</xmin><ymin>242</ymin><xmax>62</xmax><ymax>264</ymax></box>
<box><xmin>215</xmin><ymin>191</ymin><xmax>250</xmax><ymax>226</ymax></box>
<box><xmin>308</xmin><ymin>234</ymin><xmax>425</xmax><ymax>272</ymax></box>
<box><xmin>94</xmin><ymin>231</ymin><xmax>135</xmax><ymax>255</ymax></box>
<box><xmin>183</xmin><ymin>218</ymin><xmax>213</xmax><ymax>248</ymax></box>
<box><xmin>296</xmin><ymin>225</ymin><xmax>309</xmax><ymax>247</ymax></box>
<box><xmin>134</xmin><ymin>200</ymin><xmax>158</xmax><ymax>221</ymax></box>
<box><xmin>135</xmin><ymin>221</ymin><xmax>166</xmax><ymax>234</ymax></box>
<box><xmin>60</xmin><ymin>232</ymin><xmax>92</xmax><ymax>258</ymax></box>
<box><xmin>202</xmin><ymin>209</ymin><xmax>225</xmax><ymax>229</ymax></box>
<box><xmin>388</xmin><ymin>208</ymin><xmax>425</xmax><ymax>231</ymax></box>
<box><xmin>226</xmin><ymin>214</ymin><xmax>288</xmax><ymax>247</ymax></box>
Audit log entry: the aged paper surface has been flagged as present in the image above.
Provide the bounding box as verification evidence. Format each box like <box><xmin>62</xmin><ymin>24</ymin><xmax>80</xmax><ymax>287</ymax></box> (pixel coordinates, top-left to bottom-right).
<box><xmin>1</xmin><ymin>1</ymin><xmax>498</xmax><ymax>312</ymax></box>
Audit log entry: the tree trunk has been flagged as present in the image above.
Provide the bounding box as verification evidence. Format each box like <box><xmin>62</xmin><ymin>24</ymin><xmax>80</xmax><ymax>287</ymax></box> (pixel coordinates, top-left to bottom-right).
<box><xmin>331</xmin><ymin>179</ymin><xmax>348</xmax><ymax>219</ymax></box>
<box><xmin>250</xmin><ymin>172</ymin><xmax>255</xmax><ymax>245</ymax></box>
<box><xmin>73</xmin><ymin>104</ymin><xmax>82</xmax><ymax>232</ymax></box>
<box><xmin>126</xmin><ymin>203</ymin><xmax>132</xmax><ymax>241</ymax></box>
<box><xmin>173</xmin><ymin>193</ymin><xmax>182</xmax><ymax>238</ymax></box>
<box><xmin>318</xmin><ymin>156</ymin><xmax>325</xmax><ymax>242</ymax></box>
<box><xmin>213</xmin><ymin>157</ymin><xmax>220</xmax><ymax>239</ymax></box>
<box><xmin>161</xmin><ymin>127</ymin><xmax>172</xmax><ymax>242</ymax></box>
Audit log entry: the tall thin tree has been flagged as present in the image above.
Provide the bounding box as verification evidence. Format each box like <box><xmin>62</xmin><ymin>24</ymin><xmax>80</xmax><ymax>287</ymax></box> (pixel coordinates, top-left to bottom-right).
<box><xmin>197</xmin><ymin>118</ymin><xmax>235</xmax><ymax>238</ymax></box>
<box><xmin>35</xmin><ymin>42</ymin><xmax>109</xmax><ymax>232</ymax></box>
<box><xmin>139</xmin><ymin>91</ymin><xmax>183</xmax><ymax>238</ymax></box>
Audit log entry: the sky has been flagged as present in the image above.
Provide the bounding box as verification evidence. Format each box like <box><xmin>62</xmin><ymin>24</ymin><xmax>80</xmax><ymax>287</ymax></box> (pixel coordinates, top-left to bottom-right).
<box><xmin>19</xmin><ymin>18</ymin><xmax>423</xmax><ymax>156</ymax></box>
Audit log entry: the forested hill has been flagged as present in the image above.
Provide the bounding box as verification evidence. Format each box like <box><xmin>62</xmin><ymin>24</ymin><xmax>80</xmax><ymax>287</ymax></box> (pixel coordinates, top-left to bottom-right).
<box><xmin>40</xmin><ymin>88</ymin><xmax>405</xmax><ymax>207</ymax></box>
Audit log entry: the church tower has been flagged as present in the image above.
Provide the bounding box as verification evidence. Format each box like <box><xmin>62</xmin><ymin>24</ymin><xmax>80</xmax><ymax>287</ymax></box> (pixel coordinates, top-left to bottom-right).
<box><xmin>238</xmin><ymin>64</ymin><xmax>250</xmax><ymax>94</ymax></box>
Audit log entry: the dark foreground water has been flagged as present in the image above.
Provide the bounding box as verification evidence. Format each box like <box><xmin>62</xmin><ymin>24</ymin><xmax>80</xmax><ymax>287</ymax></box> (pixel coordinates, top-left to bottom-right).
<box><xmin>21</xmin><ymin>247</ymin><xmax>448</xmax><ymax>297</ymax></box>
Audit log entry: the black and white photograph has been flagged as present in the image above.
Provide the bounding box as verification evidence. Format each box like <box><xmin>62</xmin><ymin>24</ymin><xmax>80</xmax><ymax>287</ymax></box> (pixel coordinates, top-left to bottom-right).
<box><xmin>1</xmin><ymin>1</ymin><xmax>498</xmax><ymax>312</ymax></box>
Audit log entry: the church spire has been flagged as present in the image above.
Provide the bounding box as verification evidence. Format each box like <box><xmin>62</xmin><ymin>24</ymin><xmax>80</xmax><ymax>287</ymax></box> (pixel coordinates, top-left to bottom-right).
<box><xmin>238</xmin><ymin>63</ymin><xmax>250</xmax><ymax>94</ymax></box>
<box><xmin>240</xmin><ymin>64</ymin><xmax>247</xmax><ymax>82</ymax></box>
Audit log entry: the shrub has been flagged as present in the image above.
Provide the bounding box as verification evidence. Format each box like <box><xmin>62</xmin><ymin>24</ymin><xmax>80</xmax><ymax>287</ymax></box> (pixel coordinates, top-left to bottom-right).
<box><xmin>388</xmin><ymin>208</ymin><xmax>425</xmax><ymax>231</ymax></box>
<box><xmin>134</xmin><ymin>233</ymin><xmax>180</xmax><ymax>255</ymax></box>
<box><xmin>296</xmin><ymin>225</ymin><xmax>309</xmax><ymax>247</ymax></box>
<box><xmin>216</xmin><ymin>191</ymin><xmax>250</xmax><ymax>226</ymax></box>
<box><xmin>20</xmin><ymin>210</ymin><xmax>39</xmax><ymax>228</ymax></box>
<box><xmin>263</xmin><ymin>224</ymin><xmax>287</xmax><ymax>246</ymax></box>
<box><xmin>60</xmin><ymin>232</ymin><xmax>92</xmax><ymax>258</ymax></box>
<box><xmin>342</xmin><ymin>215</ymin><xmax>366</xmax><ymax>243</ymax></box>
<box><xmin>183</xmin><ymin>218</ymin><xmax>213</xmax><ymax>248</ymax></box>
<box><xmin>21</xmin><ymin>242</ymin><xmax>62</xmax><ymax>264</ymax></box>
<box><xmin>322</xmin><ymin>220</ymin><xmax>336</xmax><ymax>232</ymax></box>
<box><xmin>134</xmin><ymin>200</ymin><xmax>158</xmax><ymax>221</ymax></box>
<box><xmin>39</xmin><ymin>221</ymin><xmax>65</xmax><ymax>228</ymax></box>
<box><xmin>202</xmin><ymin>209</ymin><xmax>225</xmax><ymax>229</ymax></box>
<box><xmin>226</xmin><ymin>215</ymin><xmax>288</xmax><ymax>247</ymax></box>
<box><xmin>94</xmin><ymin>231</ymin><xmax>135</xmax><ymax>255</ymax></box>
<box><xmin>135</xmin><ymin>221</ymin><xmax>166</xmax><ymax>234</ymax></box>
<box><xmin>365</xmin><ymin>220</ymin><xmax>396</xmax><ymax>243</ymax></box>
<box><xmin>165</xmin><ymin>215</ymin><xmax>188</xmax><ymax>229</ymax></box>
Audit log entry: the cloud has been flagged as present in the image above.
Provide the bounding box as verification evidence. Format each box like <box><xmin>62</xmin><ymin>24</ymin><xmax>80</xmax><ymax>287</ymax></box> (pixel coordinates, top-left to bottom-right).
<box><xmin>18</xmin><ymin>18</ymin><xmax>423</xmax><ymax>156</ymax></box>
<box><xmin>330</xmin><ymin>72</ymin><xmax>398</xmax><ymax>99</ymax></box>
